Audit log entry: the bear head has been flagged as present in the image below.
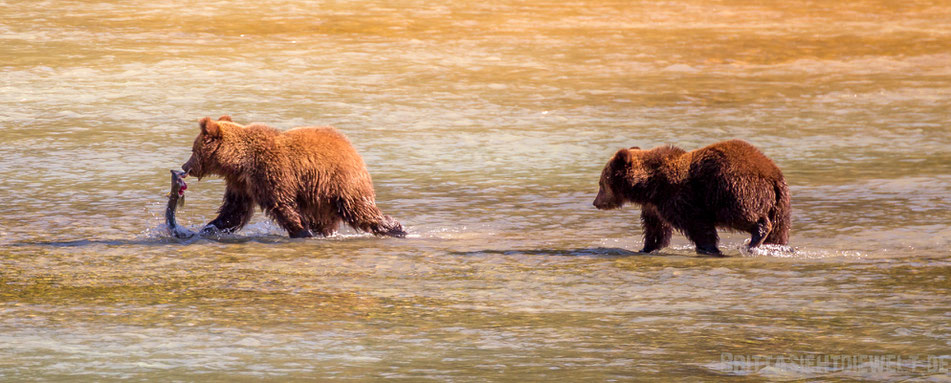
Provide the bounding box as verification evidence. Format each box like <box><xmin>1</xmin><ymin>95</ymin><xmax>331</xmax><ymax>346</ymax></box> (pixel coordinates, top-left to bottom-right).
<box><xmin>181</xmin><ymin>116</ymin><xmax>233</xmax><ymax>179</ymax></box>
<box><xmin>593</xmin><ymin>147</ymin><xmax>647</xmax><ymax>210</ymax></box>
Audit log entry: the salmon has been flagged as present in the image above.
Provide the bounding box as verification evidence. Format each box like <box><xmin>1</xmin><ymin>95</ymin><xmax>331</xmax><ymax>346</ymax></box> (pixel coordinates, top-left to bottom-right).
<box><xmin>166</xmin><ymin>169</ymin><xmax>194</xmax><ymax>238</ymax></box>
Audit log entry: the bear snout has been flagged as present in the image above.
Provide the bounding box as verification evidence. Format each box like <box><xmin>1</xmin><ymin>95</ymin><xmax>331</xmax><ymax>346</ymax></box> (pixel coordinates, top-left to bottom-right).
<box><xmin>593</xmin><ymin>192</ymin><xmax>613</xmax><ymax>210</ymax></box>
<box><xmin>593</xmin><ymin>186</ymin><xmax>624</xmax><ymax>210</ymax></box>
<box><xmin>181</xmin><ymin>156</ymin><xmax>197</xmax><ymax>177</ymax></box>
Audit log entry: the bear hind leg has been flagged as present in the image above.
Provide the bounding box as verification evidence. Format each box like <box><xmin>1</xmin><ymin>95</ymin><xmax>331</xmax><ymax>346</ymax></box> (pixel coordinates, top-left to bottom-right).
<box><xmin>764</xmin><ymin>205</ymin><xmax>790</xmax><ymax>246</ymax></box>
<box><xmin>307</xmin><ymin>202</ymin><xmax>341</xmax><ymax>237</ymax></box>
<box><xmin>764</xmin><ymin>181</ymin><xmax>791</xmax><ymax>246</ymax></box>
<box><xmin>310</xmin><ymin>222</ymin><xmax>339</xmax><ymax>237</ymax></box>
<box><xmin>748</xmin><ymin>217</ymin><xmax>772</xmax><ymax>250</ymax></box>
<box><xmin>335</xmin><ymin>197</ymin><xmax>406</xmax><ymax>238</ymax></box>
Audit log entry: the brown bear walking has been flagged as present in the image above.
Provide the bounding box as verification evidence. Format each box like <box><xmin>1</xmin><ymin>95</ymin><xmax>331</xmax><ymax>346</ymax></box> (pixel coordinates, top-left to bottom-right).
<box><xmin>181</xmin><ymin>116</ymin><xmax>406</xmax><ymax>238</ymax></box>
<box><xmin>593</xmin><ymin>139</ymin><xmax>789</xmax><ymax>256</ymax></box>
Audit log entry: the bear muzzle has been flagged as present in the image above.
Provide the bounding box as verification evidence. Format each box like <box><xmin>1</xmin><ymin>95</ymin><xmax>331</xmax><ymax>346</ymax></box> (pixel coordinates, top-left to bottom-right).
<box><xmin>593</xmin><ymin>189</ymin><xmax>621</xmax><ymax>210</ymax></box>
<box><xmin>181</xmin><ymin>158</ymin><xmax>198</xmax><ymax>179</ymax></box>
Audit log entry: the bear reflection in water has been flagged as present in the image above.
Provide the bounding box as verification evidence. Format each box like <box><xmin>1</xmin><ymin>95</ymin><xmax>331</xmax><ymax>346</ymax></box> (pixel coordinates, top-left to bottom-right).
<box><xmin>181</xmin><ymin>116</ymin><xmax>406</xmax><ymax>239</ymax></box>
<box><xmin>594</xmin><ymin>139</ymin><xmax>790</xmax><ymax>256</ymax></box>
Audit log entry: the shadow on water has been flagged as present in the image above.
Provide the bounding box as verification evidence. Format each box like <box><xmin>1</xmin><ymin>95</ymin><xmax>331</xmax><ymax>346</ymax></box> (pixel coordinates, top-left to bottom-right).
<box><xmin>449</xmin><ymin>247</ymin><xmax>646</xmax><ymax>257</ymax></box>
<box><xmin>7</xmin><ymin>235</ymin><xmax>294</xmax><ymax>248</ymax></box>
<box><xmin>449</xmin><ymin>247</ymin><xmax>801</xmax><ymax>259</ymax></box>
<box><xmin>6</xmin><ymin>225</ymin><xmax>399</xmax><ymax>248</ymax></box>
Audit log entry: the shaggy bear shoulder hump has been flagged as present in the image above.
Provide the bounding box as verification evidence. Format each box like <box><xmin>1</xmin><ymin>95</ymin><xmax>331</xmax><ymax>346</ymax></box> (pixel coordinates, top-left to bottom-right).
<box><xmin>284</xmin><ymin>126</ymin><xmax>357</xmax><ymax>153</ymax></box>
<box><xmin>243</xmin><ymin>123</ymin><xmax>281</xmax><ymax>136</ymax></box>
<box><xmin>286</xmin><ymin>126</ymin><xmax>347</xmax><ymax>139</ymax></box>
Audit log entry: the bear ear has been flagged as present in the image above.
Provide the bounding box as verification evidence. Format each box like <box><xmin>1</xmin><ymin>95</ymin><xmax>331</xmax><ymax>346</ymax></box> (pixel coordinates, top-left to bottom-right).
<box><xmin>629</xmin><ymin>146</ymin><xmax>640</xmax><ymax>150</ymax></box>
<box><xmin>613</xmin><ymin>148</ymin><xmax>634</xmax><ymax>166</ymax></box>
<box><xmin>217</xmin><ymin>115</ymin><xmax>232</xmax><ymax>122</ymax></box>
<box><xmin>199</xmin><ymin>117</ymin><xmax>221</xmax><ymax>138</ymax></box>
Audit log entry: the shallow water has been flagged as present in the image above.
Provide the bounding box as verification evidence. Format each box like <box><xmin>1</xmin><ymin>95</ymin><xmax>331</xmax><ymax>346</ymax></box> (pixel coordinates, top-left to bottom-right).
<box><xmin>2</xmin><ymin>0</ymin><xmax>951</xmax><ymax>380</ymax></box>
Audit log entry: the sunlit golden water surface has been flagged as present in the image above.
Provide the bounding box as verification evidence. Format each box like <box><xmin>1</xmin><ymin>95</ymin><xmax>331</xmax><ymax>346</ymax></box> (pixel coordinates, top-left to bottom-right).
<box><xmin>2</xmin><ymin>0</ymin><xmax>951</xmax><ymax>380</ymax></box>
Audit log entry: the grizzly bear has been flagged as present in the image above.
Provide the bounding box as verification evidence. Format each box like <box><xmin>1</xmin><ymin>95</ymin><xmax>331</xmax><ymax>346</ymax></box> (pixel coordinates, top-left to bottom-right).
<box><xmin>181</xmin><ymin>115</ymin><xmax>406</xmax><ymax>238</ymax></box>
<box><xmin>593</xmin><ymin>139</ymin><xmax>789</xmax><ymax>255</ymax></box>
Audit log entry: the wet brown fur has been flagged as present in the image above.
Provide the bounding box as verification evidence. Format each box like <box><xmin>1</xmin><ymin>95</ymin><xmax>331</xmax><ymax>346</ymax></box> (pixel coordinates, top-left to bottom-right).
<box><xmin>593</xmin><ymin>139</ymin><xmax>790</xmax><ymax>255</ymax></box>
<box><xmin>182</xmin><ymin>115</ymin><xmax>405</xmax><ymax>238</ymax></box>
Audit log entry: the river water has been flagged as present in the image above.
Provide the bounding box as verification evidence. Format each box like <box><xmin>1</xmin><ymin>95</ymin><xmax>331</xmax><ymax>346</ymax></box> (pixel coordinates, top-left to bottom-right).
<box><xmin>2</xmin><ymin>0</ymin><xmax>950</xmax><ymax>381</ymax></box>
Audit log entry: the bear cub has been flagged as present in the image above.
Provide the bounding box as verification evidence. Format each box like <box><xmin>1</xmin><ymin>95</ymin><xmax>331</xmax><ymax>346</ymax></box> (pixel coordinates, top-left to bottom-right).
<box><xmin>593</xmin><ymin>139</ymin><xmax>789</xmax><ymax>255</ymax></box>
<box><xmin>182</xmin><ymin>115</ymin><xmax>405</xmax><ymax>238</ymax></box>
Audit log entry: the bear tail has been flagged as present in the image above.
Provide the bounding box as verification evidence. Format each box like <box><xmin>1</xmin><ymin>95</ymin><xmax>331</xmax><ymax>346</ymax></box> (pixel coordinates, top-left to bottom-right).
<box><xmin>764</xmin><ymin>179</ymin><xmax>790</xmax><ymax>245</ymax></box>
<box><xmin>335</xmin><ymin>197</ymin><xmax>407</xmax><ymax>238</ymax></box>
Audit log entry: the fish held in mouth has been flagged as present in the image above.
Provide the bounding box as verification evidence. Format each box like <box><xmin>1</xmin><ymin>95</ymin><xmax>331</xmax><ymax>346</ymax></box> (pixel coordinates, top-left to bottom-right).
<box><xmin>166</xmin><ymin>169</ymin><xmax>195</xmax><ymax>239</ymax></box>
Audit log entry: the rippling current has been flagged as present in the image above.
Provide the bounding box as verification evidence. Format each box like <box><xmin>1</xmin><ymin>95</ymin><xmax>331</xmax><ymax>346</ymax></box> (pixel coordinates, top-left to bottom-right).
<box><xmin>1</xmin><ymin>0</ymin><xmax>950</xmax><ymax>380</ymax></box>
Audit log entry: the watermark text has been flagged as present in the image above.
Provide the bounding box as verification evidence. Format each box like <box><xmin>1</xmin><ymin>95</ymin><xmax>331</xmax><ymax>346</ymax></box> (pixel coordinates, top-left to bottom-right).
<box><xmin>720</xmin><ymin>353</ymin><xmax>949</xmax><ymax>374</ymax></box>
